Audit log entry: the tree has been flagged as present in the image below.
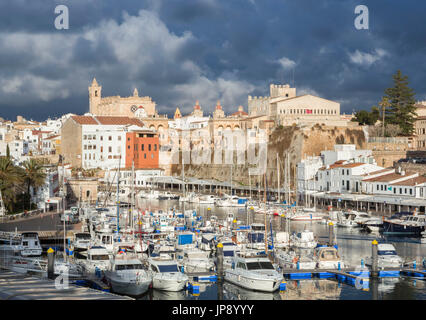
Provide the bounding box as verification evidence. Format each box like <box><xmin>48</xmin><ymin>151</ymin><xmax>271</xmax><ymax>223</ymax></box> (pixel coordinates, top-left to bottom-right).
<box><xmin>383</xmin><ymin>70</ymin><xmax>417</xmax><ymax>136</ymax></box>
<box><xmin>22</xmin><ymin>159</ymin><xmax>46</xmax><ymax>210</ymax></box>
<box><xmin>352</xmin><ymin>107</ymin><xmax>380</xmax><ymax>125</ymax></box>
<box><xmin>6</xmin><ymin>144</ymin><xmax>10</xmax><ymax>159</ymax></box>
<box><xmin>0</xmin><ymin>157</ymin><xmax>23</xmax><ymax>212</ymax></box>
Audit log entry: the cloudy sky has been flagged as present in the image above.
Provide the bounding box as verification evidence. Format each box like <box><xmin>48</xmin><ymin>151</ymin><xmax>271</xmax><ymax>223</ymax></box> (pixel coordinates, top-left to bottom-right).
<box><xmin>0</xmin><ymin>0</ymin><xmax>425</xmax><ymax>121</ymax></box>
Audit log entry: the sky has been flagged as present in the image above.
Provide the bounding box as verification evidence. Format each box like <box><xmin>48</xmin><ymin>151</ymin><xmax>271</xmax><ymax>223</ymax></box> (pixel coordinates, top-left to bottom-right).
<box><xmin>0</xmin><ymin>0</ymin><xmax>425</xmax><ymax>121</ymax></box>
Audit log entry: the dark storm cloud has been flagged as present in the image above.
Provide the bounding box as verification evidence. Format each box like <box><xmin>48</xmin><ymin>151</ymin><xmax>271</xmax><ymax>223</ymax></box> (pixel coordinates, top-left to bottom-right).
<box><xmin>0</xmin><ymin>0</ymin><xmax>425</xmax><ymax>121</ymax></box>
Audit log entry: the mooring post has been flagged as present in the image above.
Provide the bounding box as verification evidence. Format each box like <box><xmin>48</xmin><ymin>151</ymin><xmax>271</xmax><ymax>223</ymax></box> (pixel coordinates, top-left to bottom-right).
<box><xmin>371</xmin><ymin>239</ymin><xmax>378</xmax><ymax>278</ymax></box>
<box><xmin>47</xmin><ymin>247</ymin><xmax>55</xmax><ymax>280</ymax></box>
<box><xmin>216</xmin><ymin>242</ymin><xmax>224</xmax><ymax>300</ymax></box>
<box><xmin>328</xmin><ymin>222</ymin><xmax>334</xmax><ymax>246</ymax></box>
<box><xmin>217</xmin><ymin>242</ymin><xmax>224</xmax><ymax>281</ymax></box>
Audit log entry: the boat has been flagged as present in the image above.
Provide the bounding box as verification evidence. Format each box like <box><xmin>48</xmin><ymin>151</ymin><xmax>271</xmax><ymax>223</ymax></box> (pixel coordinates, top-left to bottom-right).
<box><xmin>0</xmin><ymin>231</ymin><xmax>23</xmax><ymax>261</ymax></box>
<box><xmin>10</xmin><ymin>256</ymin><xmax>83</xmax><ymax>278</ymax></box>
<box><xmin>275</xmin><ymin>249</ymin><xmax>316</xmax><ymax>270</ymax></box>
<box><xmin>72</xmin><ymin>232</ymin><xmax>92</xmax><ymax>252</ymax></box>
<box><xmin>314</xmin><ymin>246</ymin><xmax>345</xmax><ymax>269</ymax></box>
<box><xmin>290</xmin><ymin>230</ymin><xmax>317</xmax><ymax>249</ymax></box>
<box><xmin>215</xmin><ymin>238</ymin><xmax>240</xmax><ymax>269</ymax></box>
<box><xmin>104</xmin><ymin>254</ymin><xmax>152</xmax><ymax>296</ymax></box>
<box><xmin>158</xmin><ymin>191</ymin><xmax>179</xmax><ymax>200</ymax></box>
<box><xmin>273</xmin><ymin>232</ymin><xmax>290</xmax><ymax>249</ymax></box>
<box><xmin>177</xmin><ymin>248</ymin><xmax>215</xmax><ymax>273</ymax></box>
<box><xmin>216</xmin><ymin>195</ymin><xmax>248</xmax><ymax>207</ymax></box>
<box><xmin>382</xmin><ymin>212</ymin><xmax>425</xmax><ymax>237</ymax></box>
<box><xmin>361</xmin><ymin>218</ymin><xmax>383</xmax><ymax>233</ymax></box>
<box><xmin>224</xmin><ymin>252</ymin><xmax>283</xmax><ymax>292</ymax></box>
<box><xmin>20</xmin><ymin>232</ymin><xmax>42</xmax><ymax>257</ymax></box>
<box><xmin>75</xmin><ymin>246</ymin><xmax>111</xmax><ymax>274</ymax></box>
<box><xmin>198</xmin><ymin>195</ymin><xmax>218</xmax><ymax>204</ymax></box>
<box><xmin>147</xmin><ymin>255</ymin><xmax>189</xmax><ymax>291</ymax></box>
<box><xmin>336</xmin><ymin>212</ymin><xmax>358</xmax><ymax>228</ymax></box>
<box><xmin>364</xmin><ymin>243</ymin><xmax>403</xmax><ymax>268</ymax></box>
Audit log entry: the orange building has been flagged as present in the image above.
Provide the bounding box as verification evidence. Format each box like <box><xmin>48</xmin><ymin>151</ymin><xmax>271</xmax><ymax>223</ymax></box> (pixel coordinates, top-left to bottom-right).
<box><xmin>125</xmin><ymin>130</ymin><xmax>159</xmax><ymax>169</ymax></box>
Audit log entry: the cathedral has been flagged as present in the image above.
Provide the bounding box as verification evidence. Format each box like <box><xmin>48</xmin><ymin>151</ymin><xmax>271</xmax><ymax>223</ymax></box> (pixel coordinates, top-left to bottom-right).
<box><xmin>88</xmin><ymin>78</ymin><xmax>157</xmax><ymax>118</ymax></box>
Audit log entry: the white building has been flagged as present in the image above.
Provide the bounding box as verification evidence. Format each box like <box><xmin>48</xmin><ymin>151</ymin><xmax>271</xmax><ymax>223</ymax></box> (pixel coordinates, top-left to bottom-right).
<box><xmin>32</xmin><ymin>165</ymin><xmax>60</xmax><ymax>210</ymax></box>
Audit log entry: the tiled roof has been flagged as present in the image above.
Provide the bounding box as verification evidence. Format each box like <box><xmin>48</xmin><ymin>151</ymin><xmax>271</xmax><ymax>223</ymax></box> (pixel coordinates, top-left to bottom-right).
<box><xmin>361</xmin><ymin>168</ymin><xmax>393</xmax><ymax>176</ymax></box>
<box><xmin>71</xmin><ymin>115</ymin><xmax>97</xmax><ymax>125</ymax></box>
<box><xmin>390</xmin><ymin>176</ymin><xmax>426</xmax><ymax>186</ymax></box>
<box><xmin>95</xmin><ymin>116</ymin><xmax>144</xmax><ymax>126</ymax></box>
<box><xmin>362</xmin><ymin>172</ymin><xmax>416</xmax><ymax>183</ymax></box>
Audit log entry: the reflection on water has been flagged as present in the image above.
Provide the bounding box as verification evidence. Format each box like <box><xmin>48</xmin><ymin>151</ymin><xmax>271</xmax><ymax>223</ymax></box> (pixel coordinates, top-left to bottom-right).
<box><xmin>132</xmin><ymin>199</ymin><xmax>426</xmax><ymax>300</ymax></box>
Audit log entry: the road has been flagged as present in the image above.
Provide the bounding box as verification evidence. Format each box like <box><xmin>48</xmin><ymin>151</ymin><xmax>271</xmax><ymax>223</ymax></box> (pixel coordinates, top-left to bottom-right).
<box><xmin>0</xmin><ymin>211</ymin><xmax>65</xmax><ymax>232</ymax></box>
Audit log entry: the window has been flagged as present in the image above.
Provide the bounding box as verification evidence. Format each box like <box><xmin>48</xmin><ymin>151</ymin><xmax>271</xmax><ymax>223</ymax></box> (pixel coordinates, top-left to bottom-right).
<box><xmin>154</xmin><ymin>144</ymin><xmax>157</xmax><ymax>151</ymax></box>
<box><xmin>142</xmin><ymin>144</ymin><xmax>144</xmax><ymax>151</ymax></box>
<box><xmin>83</xmin><ymin>135</ymin><xmax>87</xmax><ymax>140</ymax></box>
<box><xmin>410</xmin><ymin>189</ymin><xmax>412</xmax><ymax>195</ymax></box>
<box><xmin>342</xmin><ymin>170</ymin><xmax>344</xmax><ymax>175</ymax></box>
<box><xmin>148</xmin><ymin>144</ymin><xmax>151</xmax><ymax>151</ymax></box>
<box><xmin>151</xmin><ymin>153</ymin><xmax>154</xmax><ymax>159</ymax></box>
<box><xmin>109</xmin><ymin>136</ymin><xmax>112</xmax><ymax>141</ymax></box>
<box><xmin>144</xmin><ymin>153</ymin><xmax>146</xmax><ymax>159</ymax></box>
<box><xmin>100</xmin><ymin>136</ymin><xmax>103</xmax><ymax>141</ymax></box>
<box><xmin>118</xmin><ymin>136</ymin><xmax>121</xmax><ymax>141</ymax></box>
<box><xmin>347</xmin><ymin>170</ymin><xmax>349</xmax><ymax>175</ymax></box>
<box><xmin>377</xmin><ymin>185</ymin><xmax>379</xmax><ymax>191</ymax></box>
<box><xmin>108</xmin><ymin>147</ymin><xmax>112</xmax><ymax>153</ymax></box>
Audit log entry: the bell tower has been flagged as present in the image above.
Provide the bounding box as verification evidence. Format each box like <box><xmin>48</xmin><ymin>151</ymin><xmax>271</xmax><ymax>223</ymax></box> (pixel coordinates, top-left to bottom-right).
<box><xmin>89</xmin><ymin>78</ymin><xmax>102</xmax><ymax>114</ymax></box>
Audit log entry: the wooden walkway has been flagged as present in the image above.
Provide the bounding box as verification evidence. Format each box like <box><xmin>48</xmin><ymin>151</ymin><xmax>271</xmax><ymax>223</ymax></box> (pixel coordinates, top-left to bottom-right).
<box><xmin>0</xmin><ymin>270</ymin><xmax>132</xmax><ymax>300</ymax></box>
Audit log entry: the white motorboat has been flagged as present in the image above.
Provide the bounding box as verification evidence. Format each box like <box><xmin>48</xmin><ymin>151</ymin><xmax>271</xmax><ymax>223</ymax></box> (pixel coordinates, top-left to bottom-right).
<box><xmin>290</xmin><ymin>230</ymin><xmax>317</xmax><ymax>249</ymax></box>
<box><xmin>198</xmin><ymin>195</ymin><xmax>218</xmax><ymax>204</ymax></box>
<box><xmin>362</xmin><ymin>218</ymin><xmax>383</xmax><ymax>233</ymax></box>
<box><xmin>364</xmin><ymin>243</ymin><xmax>403</xmax><ymax>268</ymax></box>
<box><xmin>75</xmin><ymin>246</ymin><xmax>111</xmax><ymax>274</ymax></box>
<box><xmin>273</xmin><ymin>232</ymin><xmax>290</xmax><ymax>249</ymax></box>
<box><xmin>217</xmin><ymin>238</ymin><xmax>240</xmax><ymax>269</ymax></box>
<box><xmin>72</xmin><ymin>232</ymin><xmax>92</xmax><ymax>252</ymax></box>
<box><xmin>336</xmin><ymin>212</ymin><xmax>358</xmax><ymax>228</ymax></box>
<box><xmin>178</xmin><ymin>248</ymin><xmax>215</xmax><ymax>273</ymax></box>
<box><xmin>216</xmin><ymin>196</ymin><xmax>248</xmax><ymax>207</ymax></box>
<box><xmin>225</xmin><ymin>252</ymin><xmax>283</xmax><ymax>292</ymax></box>
<box><xmin>104</xmin><ymin>254</ymin><xmax>152</xmax><ymax>296</ymax></box>
<box><xmin>20</xmin><ymin>232</ymin><xmax>42</xmax><ymax>257</ymax></box>
<box><xmin>275</xmin><ymin>249</ymin><xmax>316</xmax><ymax>270</ymax></box>
<box><xmin>10</xmin><ymin>256</ymin><xmax>83</xmax><ymax>278</ymax></box>
<box><xmin>198</xmin><ymin>233</ymin><xmax>217</xmax><ymax>251</ymax></box>
<box><xmin>148</xmin><ymin>255</ymin><xmax>189</xmax><ymax>291</ymax></box>
<box><xmin>314</xmin><ymin>246</ymin><xmax>345</xmax><ymax>269</ymax></box>
<box><xmin>0</xmin><ymin>231</ymin><xmax>23</xmax><ymax>261</ymax></box>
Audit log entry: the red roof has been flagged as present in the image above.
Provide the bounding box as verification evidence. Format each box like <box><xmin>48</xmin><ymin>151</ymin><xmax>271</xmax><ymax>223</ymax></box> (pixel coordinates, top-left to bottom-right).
<box><xmin>95</xmin><ymin>116</ymin><xmax>144</xmax><ymax>126</ymax></box>
<box><xmin>71</xmin><ymin>115</ymin><xmax>97</xmax><ymax>125</ymax></box>
<box><xmin>362</xmin><ymin>172</ymin><xmax>416</xmax><ymax>183</ymax></box>
<box><xmin>391</xmin><ymin>176</ymin><xmax>426</xmax><ymax>186</ymax></box>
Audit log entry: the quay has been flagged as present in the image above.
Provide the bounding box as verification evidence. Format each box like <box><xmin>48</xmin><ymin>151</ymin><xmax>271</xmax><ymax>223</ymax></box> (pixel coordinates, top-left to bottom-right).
<box><xmin>0</xmin><ymin>269</ymin><xmax>133</xmax><ymax>300</ymax></box>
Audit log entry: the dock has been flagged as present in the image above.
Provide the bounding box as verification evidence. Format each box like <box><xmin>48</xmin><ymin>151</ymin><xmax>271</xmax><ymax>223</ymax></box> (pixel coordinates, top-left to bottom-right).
<box><xmin>0</xmin><ymin>270</ymin><xmax>133</xmax><ymax>300</ymax></box>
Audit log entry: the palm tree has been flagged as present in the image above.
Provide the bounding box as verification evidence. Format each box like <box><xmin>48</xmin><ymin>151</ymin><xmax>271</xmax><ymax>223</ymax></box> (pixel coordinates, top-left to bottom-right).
<box><xmin>0</xmin><ymin>157</ymin><xmax>23</xmax><ymax>212</ymax></box>
<box><xmin>22</xmin><ymin>159</ymin><xmax>46</xmax><ymax>210</ymax></box>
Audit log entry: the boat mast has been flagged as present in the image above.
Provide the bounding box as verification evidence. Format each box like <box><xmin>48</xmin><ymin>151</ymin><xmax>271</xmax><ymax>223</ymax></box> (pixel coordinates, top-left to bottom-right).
<box><xmin>116</xmin><ymin>156</ymin><xmax>121</xmax><ymax>237</ymax></box>
<box><xmin>263</xmin><ymin>173</ymin><xmax>267</xmax><ymax>254</ymax></box>
<box><xmin>131</xmin><ymin>159</ymin><xmax>135</xmax><ymax>232</ymax></box>
<box><xmin>277</xmin><ymin>153</ymin><xmax>280</xmax><ymax>203</ymax></box>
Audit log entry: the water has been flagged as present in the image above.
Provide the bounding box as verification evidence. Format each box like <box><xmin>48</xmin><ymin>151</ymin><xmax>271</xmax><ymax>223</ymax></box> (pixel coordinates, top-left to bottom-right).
<box><xmin>133</xmin><ymin>199</ymin><xmax>426</xmax><ymax>300</ymax></box>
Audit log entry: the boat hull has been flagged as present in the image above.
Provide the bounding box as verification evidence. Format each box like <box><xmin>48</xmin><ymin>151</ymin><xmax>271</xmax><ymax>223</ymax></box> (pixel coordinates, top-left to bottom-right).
<box><xmin>153</xmin><ymin>277</ymin><xmax>187</xmax><ymax>291</ymax></box>
<box><xmin>224</xmin><ymin>270</ymin><xmax>282</xmax><ymax>292</ymax></box>
<box><xmin>110</xmin><ymin>278</ymin><xmax>151</xmax><ymax>296</ymax></box>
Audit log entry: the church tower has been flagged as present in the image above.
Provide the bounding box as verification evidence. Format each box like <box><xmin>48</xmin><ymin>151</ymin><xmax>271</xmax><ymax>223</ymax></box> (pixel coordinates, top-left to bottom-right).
<box><xmin>213</xmin><ymin>100</ymin><xmax>225</xmax><ymax>118</ymax></box>
<box><xmin>89</xmin><ymin>78</ymin><xmax>102</xmax><ymax>114</ymax></box>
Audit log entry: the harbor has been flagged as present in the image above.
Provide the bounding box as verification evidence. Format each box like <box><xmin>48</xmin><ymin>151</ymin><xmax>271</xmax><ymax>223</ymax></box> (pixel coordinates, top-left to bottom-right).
<box><xmin>1</xmin><ymin>196</ymin><xmax>425</xmax><ymax>300</ymax></box>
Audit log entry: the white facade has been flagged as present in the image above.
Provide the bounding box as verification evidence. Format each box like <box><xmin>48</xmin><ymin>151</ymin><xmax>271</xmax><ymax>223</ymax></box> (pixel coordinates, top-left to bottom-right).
<box><xmin>103</xmin><ymin>168</ymin><xmax>164</xmax><ymax>188</ymax></box>
<box><xmin>33</xmin><ymin>166</ymin><xmax>60</xmax><ymax>209</ymax></box>
<box><xmin>321</xmin><ymin>144</ymin><xmax>375</xmax><ymax>166</ymax></box>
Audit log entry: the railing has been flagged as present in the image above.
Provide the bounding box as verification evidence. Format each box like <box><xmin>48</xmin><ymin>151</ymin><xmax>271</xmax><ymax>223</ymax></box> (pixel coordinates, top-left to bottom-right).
<box><xmin>367</xmin><ymin>137</ymin><xmax>411</xmax><ymax>144</ymax></box>
<box><xmin>1</xmin><ymin>209</ymin><xmax>44</xmax><ymax>222</ymax></box>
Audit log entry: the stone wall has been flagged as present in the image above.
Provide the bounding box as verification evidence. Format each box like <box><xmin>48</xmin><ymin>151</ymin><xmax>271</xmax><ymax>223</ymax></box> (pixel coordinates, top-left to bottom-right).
<box><xmin>170</xmin><ymin>124</ymin><xmax>367</xmax><ymax>190</ymax></box>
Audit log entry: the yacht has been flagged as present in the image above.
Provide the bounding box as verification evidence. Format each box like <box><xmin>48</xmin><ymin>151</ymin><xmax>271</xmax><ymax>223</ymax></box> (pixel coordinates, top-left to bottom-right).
<box><xmin>216</xmin><ymin>196</ymin><xmax>248</xmax><ymax>207</ymax></box>
<box><xmin>314</xmin><ymin>246</ymin><xmax>345</xmax><ymax>269</ymax></box>
<box><xmin>361</xmin><ymin>218</ymin><xmax>383</xmax><ymax>233</ymax></box>
<box><xmin>290</xmin><ymin>230</ymin><xmax>317</xmax><ymax>249</ymax></box>
<box><xmin>12</xmin><ymin>256</ymin><xmax>82</xmax><ymax>278</ymax></box>
<box><xmin>224</xmin><ymin>252</ymin><xmax>283</xmax><ymax>292</ymax></box>
<box><xmin>148</xmin><ymin>255</ymin><xmax>189</xmax><ymax>291</ymax></box>
<box><xmin>198</xmin><ymin>233</ymin><xmax>217</xmax><ymax>252</ymax></box>
<box><xmin>216</xmin><ymin>238</ymin><xmax>240</xmax><ymax>269</ymax></box>
<box><xmin>364</xmin><ymin>243</ymin><xmax>403</xmax><ymax>268</ymax></box>
<box><xmin>104</xmin><ymin>254</ymin><xmax>152</xmax><ymax>296</ymax></box>
<box><xmin>275</xmin><ymin>249</ymin><xmax>316</xmax><ymax>270</ymax></box>
<box><xmin>382</xmin><ymin>212</ymin><xmax>425</xmax><ymax>236</ymax></box>
<box><xmin>178</xmin><ymin>248</ymin><xmax>215</xmax><ymax>273</ymax></box>
<box><xmin>336</xmin><ymin>212</ymin><xmax>358</xmax><ymax>228</ymax></box>
<box><xmin>72</xmin><ymin>232</ymin><xmax>92</xmax><ymax>252</ymax></box>
<box><xmin>158</xmin><ymin>191</ymin><xmax>179</xmax><ymax>200</ymax></box>
<box><xmin>75</xmin><ymin>246</ymin><xmax>111</xmax><ymax>274</ymax></box>
<box><xmin>20</xmin><ymin>232</ymin><xmax>42</xmax><ymax>257</ymax></box>
<box><xmin>198</xmin><ymin>195</ymin><xmax>218</xmax><ymax>204</ymax></box>
<box><xmin>273</xmin><ymin>232</ymin><xmax>290</xmax><ymax>249</ymax></box>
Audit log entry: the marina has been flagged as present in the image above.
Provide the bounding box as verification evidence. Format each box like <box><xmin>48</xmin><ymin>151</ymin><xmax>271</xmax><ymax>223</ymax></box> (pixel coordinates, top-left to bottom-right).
<box><xmin>1</xmin><ymin>196</ymin><xmax>425</xmax><ymax>300</ymax></box>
